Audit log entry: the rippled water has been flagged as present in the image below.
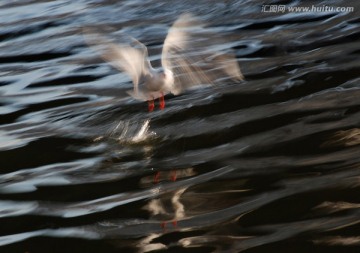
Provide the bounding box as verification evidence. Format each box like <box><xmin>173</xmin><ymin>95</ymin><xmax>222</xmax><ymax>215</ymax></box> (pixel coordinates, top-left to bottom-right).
<box><xmin>1</xmin><ymin>0</ymin><xmax>360</xmax><ymax>252</ymax></box>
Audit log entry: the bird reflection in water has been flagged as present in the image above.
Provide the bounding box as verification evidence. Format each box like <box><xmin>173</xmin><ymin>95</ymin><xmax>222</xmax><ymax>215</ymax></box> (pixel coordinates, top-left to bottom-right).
<box><xmin>104</xmin><ymin>118</ymin><xmax>195</xmax><ymax>229</ymax></box>
<box><xmin>141</xmin><ymin>168</ymin><xmax>196</xmax><ymax>230</ymax></box>
<box><xmin>143</xmin><ymin>187</ymin><xmax>188</xmax><ymax>230</ymax></box>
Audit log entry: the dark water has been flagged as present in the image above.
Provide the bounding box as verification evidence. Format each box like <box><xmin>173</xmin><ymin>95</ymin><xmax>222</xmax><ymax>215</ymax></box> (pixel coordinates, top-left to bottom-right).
<box><xmin>1</xmin><ymin>0</ymin><xmax>360</xmax><ymax>252</ymax></box>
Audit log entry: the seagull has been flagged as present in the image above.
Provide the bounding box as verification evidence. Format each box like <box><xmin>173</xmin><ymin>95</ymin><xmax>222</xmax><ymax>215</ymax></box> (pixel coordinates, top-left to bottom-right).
<box><xmin>84</xmin><ymin>13</ymin><xmax>243</xmax><ymax>112</ymax></box>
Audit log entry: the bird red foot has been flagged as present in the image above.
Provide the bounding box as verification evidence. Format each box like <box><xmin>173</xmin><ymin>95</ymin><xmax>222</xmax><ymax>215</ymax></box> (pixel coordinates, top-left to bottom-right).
<box><xmin>154</xmin><ymin>171</ymin><xmax>160</xmax><ymax>184</ymax></box>
<box><xmin>159</xmin><ymin>93</ymin><xmax>165</xmax><ymax>110</ymax></box>
<box><xmin>148</xmin><ymin>93</ymin><xmax>165</xmax><ymax>112</ymax></box>
<box><xmin>160</xmin><ymin>220</ymin><xmax>178</xmax><ymax>231</ymax></box>
<box><xmin>148</xmin><ymin>99</ymin><xmax>155</xmax><ymax>112</ymax></box>
<box><xmin>153</xmin><ymin>170</ymin><xmax>177</xmax><ymax>184</ymax></box>
<box><xmin>170</xmin><ymin>170</ymin><xmax>177</xmax><ymax>182</ymax></box>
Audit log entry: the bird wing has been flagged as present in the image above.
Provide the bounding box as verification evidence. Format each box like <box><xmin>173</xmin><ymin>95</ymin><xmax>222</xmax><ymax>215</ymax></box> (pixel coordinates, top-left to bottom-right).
<box><xmin>161</xmin><ymin>13</ymin><xmax>243</xmax><ymax>95</ymax></box>
<box><xmin>83</xmin><ymin>27</ymin><xmax>151</xmax><ymax>95</ymax></box>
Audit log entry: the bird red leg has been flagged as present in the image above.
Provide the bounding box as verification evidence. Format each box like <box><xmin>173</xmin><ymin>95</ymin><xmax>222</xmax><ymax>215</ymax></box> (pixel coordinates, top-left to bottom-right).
<box><xmin>160</xmin><ymin>221</ymin><xmax>167</xmax><ymax>230</ymax></box>
<box><xmin>170</xmin><ymin>169</ymin><xmax>177</xmax><ymax>182</ymax></box>
<box><xmin>159</xmin><ymin>92</ymin><xmax>165</xmax><ymax>110</ymax></box>
<box><xmin>154</xmin><ymin>171</ymin><xmax>160</xmax><ymax>184</ymax></box>
<box><xmin>148</xmin><ymin>99</ymin><xmax>155</xmax><ymax>112</ymax></box>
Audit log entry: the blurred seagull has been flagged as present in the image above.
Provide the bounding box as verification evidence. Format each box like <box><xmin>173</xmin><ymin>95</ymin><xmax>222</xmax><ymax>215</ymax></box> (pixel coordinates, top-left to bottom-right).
<box><xmin>84</xmin><ymin>13</ymin><xmax>243</xmax><ymax>112</ymax></box>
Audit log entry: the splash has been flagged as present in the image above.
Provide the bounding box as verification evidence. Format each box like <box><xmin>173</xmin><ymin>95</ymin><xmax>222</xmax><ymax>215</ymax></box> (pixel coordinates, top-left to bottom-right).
<box><xmin>107</xmin><ymin>118</ymin><xmax>156</xmax><ymax>144</ymax></box>
<box><xmin>132</xmin><ymin>119</ymin><xmax>152</xmax><ymax>143</ymax></box>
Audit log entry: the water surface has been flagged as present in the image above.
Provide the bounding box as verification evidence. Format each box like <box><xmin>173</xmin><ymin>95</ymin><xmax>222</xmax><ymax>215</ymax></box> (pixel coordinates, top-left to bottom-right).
<box><xmin>1</xmin><ymin>0</ymin><xmax>360</xmax><ymax>252</ymax></box>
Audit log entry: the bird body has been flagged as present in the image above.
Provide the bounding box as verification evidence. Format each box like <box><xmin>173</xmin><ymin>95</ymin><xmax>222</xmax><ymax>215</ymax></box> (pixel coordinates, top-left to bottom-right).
<box><xmin>128</xmin><ymin>68</ymin><xmax>174</xmax><ymax>101</ymax></box>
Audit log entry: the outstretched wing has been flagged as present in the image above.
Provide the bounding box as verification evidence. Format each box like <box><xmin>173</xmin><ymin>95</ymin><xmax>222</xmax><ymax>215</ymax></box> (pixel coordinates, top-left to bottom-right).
<box><xmin>83</xmin><ymin>27</ymin><xmax>151</xmax><ymax>95</ymax></box>
<box><xmin>161</xmin><ymin>13</ymin><xmax>243</xmax><ymax>95</ymax></box>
